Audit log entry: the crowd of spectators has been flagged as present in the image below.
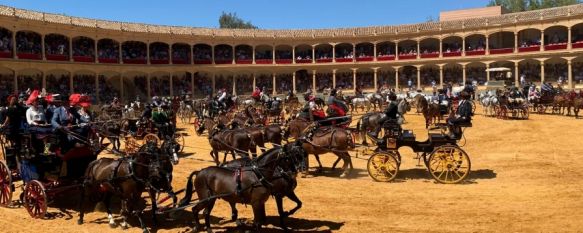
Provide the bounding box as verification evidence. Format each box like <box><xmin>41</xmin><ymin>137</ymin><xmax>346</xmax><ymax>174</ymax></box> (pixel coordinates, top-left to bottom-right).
<box><xmin>172</xmin><ymin>74</ymin><xmax>193</xmax><ymax>96</ymax></box>
<box><xmin>377</xmin><ymin>44</ymin><xmax>395</xmax><ymax>57</ymax></box>
<box><xmin>0</xmin><ymin>74</ymin><xmax>14</xmax><ymax>97</ymax></box>
<box><xmin>547</xmin><ymin>32</ymin><xmax>568</xmax><ymax>45</ymax></box>
<box><xmin>44</xmin><ymin>34</ymin><xmax>68</xmax><ymax>56</ymax></box>
<box><xmin>98</xmin><ymin>76</ymin><xmax>120</xmax><ymax>103</ymax></box>
<box><xmin>150</xmin><ymin>43</ymin><xmax>169</xmax><ymax>61</ymax></box>
<box><xmin>466</xmin><ymin>38</ymin><xmax>486</xmax><ymax>51</ymax></box>
<box><xmin>443</xmin><ymin>42</ymin><xmax>462</xmax><ymax>53</ymax></box>
<box><xmin>133</xmin><ymin>76</ymin><xmax>147</xmax><ymax>98</ymax></box>
<box><xmin>420</xmin><ymin>46</ymin><xmax>438</xmax><ymax>55</ymax></box>
<box><xmin>73</xmin><ymin>37</ymin><xmax>94</xmax><ymax>57</ymax></box>
<box><xmin>193</xmin><ymin>73</ymin><xmax>213</xmax><ymax>97</ymax></box>
<box><xmin>275</xmin><ymin>50</ymin><xmax>292</xmax><ymax>60</ymax></box>
<box><xmin>295</xmin><ymin>50</ymin><xmax>312</xmax><ymax>61</ymax></box>
<box><xmin>420</xmin><ymin>68</ymin><xmax>438</xmax><ymax>87</ymax></box>
<box><xmin>98</xmin><ymin>40</ymin><xmax>119</xmax><ymax>60</ymax></box>
<box><xmin>122</xmin><ymin>42</ymin><xmax>147</xmax><ymax>60</ymax></box>
<box><xmin>517</xmin><ymin>63</ymin><xmax>541</xmax><ymax>84</ymax></box>
<box><xmin>172</xmin><ymin>45</ymin><xmax>190</xmax><ymax>62</ymax></box>
<box><xmin>0</xmin><ymin>29</ymin><xmax>12</xmax><ymax>53</ymax></box>
<box><xmin>377</xmin><ymin>70</ymin><xmax>396</xmax><ymax>88</ymax></box>
<box><xmin>315</xmin><ymin>73</ymin><xmax>332</xmax><ymax>92</ymax></box>
<box><xmin>235</xmin><ymin>75</ymin><xmax>253</xmax><ymax>94</ymax></box>
<box><xmin>295</xmin><ymin>72</ymin><xmax>311</xmax><ymax>92</ymax></box>
<box><xmin>544</xmin><ymin>63</ymin><xmax>568</xmax><ymax>82</ymax></box>
<box><xmin>150</xmin><ymin>76</ymin><xmax>171</xmax><ymax>96</ymax></box>
<box><xmin>276</xmin><ymin>74</ymin><xmax>292</xmax><ymax>93</ymax></box>
<box><xmin>46</xmin><ymin>74</ymin><xmax>70</xmax><ymax>95</ymax></box>
<box><xmin>356</xmin><ymin>45</ymin><xmax>374</xmax><ymax>58</ymax></box>
<box><xmin>193</xmin><ymin>46</ymin><xmax>212</xmax><ymax>61</ymax></box>
<box><xmin>335</xmin><ymin>72</ymin><xmax>353</xmax><ymax>89</ymax></box>
<box><xmin>255</xmin><ymin>49</ymin><xmax>272</xmax><ymax>60</ymax></box>
<box><xmin>73</xmin><ymin>75</ymin><xmax>96</xmax><ymax>102</ymax></box>
<box><xmin>315</xmin><ymin>48</ymin><xmax>332</xmax><ymax>60</ymax></box>
<box><xmin>16</xmin><ymin>32</ymin><xmax>41</xmax><ymax>54</ymax></box>
<box><xmin>215</xmin><ymin>75</ymin><xmax>234</xmax><ymax>93</ymax></box>
<box><xmin>335</xmin><ymin>47</ymin><xmax>354</xmax><ymax>59</ymax></box>
<box><xmin>356</xmin><ymin>72</ymin><xmax>374</xmax><ymax>89</ymax></box>
<box><xmin>398</xmin><ymin>46</ymin><xmax>417</xmax><ymax>56</ymax></box>
<box><xmin>519</xmin><ymin>38</ymin><xmax>541</xmax><ymax>48</ymax></box>
<box><xmin>235</xmin><ymin>47</ymin><xmax>252</xmax><ymax>60</ymax></box>
<box><xmin>214</xmin><ymin>46</ymin><xmax>232</xmax><ymax>61</ymax></box>
<box><xmin>256</xmin><ymin>74</ymin><xmax>273</xmax><ymax>93</ymax></box>
<box><xmin>574</xmin><ymin>62</ymin><xmax>583</xmax><ymax>83</ymax></box>
<box><xmin>443</xmin><ymin>67</ymin><xmax>463</xmax><ymax>85</ymax></box>
<box><xmin>17</xmin><ymin>74</ymin><xmax>42</xmax><ymax>92</ymax></box>
<box><xmin>467</xmin><ymin>67</ymin><xmax>487</xmax><ymax>84</ymax></box>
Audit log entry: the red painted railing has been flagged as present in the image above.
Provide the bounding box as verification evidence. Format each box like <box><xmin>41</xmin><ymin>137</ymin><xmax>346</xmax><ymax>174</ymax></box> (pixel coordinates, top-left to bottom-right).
<box><xmin>46</xmin><ymin>54</ymin><xmax>69</xmax><ymax>61</ymax></box>
<box><xmin>275</xmin><ymin>59</ymin><xmax>293</xmax><ymax>64</ymax></box>
<box><xmin>544</xmin><ymin>43</ymin><xmax>567</xmax><ymax>51</ymax></box>
<box><xmin>17</xmin><ymin>53</ymin><xmax>42</xmax><ymax>60</ymax></box>
<box><xmin>98</xmin><ymin>58</ymin><xmax>118</xmax><ymax>63</ymax></box>
<box><xmin>420</xmin><ymin>53</ymin><xmax>439</xmax><ymax>58</ymax></box>
<box><xmin>73</xmin><ymin>56</ymin><xmax>94</xmax><ymax>62</ymax></box>
<box><xmin>489</xmin><ymin>48</ymin><xmax>513</xmax><ymax>54</ymax></box>
<box><xmin>443</xmin><ymin>51</ymin><xmax>462</xmax><ymax>57</ymax></box>
<box><xmin>518</xmin><ymin>46</ymin><xmax>540</xmax><ymax>52</ymax></box>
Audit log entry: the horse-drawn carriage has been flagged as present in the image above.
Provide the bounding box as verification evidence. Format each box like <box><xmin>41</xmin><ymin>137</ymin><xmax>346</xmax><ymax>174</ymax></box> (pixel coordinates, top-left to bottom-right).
<box><xmin>0</xmin><ymin>126</ymin><xmax>102</xmax><ymax>218</ymax></box>
<box><xmin>366</xmin><ymin>121</ymin><xmax>472</xmax><ymax>184</ymax></box>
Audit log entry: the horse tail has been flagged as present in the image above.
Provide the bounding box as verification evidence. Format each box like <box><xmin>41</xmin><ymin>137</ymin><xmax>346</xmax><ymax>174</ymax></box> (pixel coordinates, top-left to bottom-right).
<box><xmin>178</xmin><ymin>170</ymin><xmax>199</xmax><ymax>207</ymax></box>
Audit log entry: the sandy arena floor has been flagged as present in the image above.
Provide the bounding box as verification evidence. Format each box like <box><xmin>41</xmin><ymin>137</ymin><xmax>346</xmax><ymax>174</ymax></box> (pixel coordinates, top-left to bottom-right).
<box><xmin>1</xmin><ymin>106</ymin><xmax>583</xmax><ymax>233</ymax></box>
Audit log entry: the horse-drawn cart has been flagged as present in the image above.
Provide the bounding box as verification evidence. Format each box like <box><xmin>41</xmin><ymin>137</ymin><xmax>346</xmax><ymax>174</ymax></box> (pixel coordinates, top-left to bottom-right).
<box><xmin>366</xmin><ymin>122</ymin><xmax>472</xmax><ymax>184</ymax></box>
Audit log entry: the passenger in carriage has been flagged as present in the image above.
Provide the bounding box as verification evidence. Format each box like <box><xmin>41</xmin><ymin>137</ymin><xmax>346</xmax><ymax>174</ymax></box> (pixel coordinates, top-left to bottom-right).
<box><xmin>299</xmin><ymin>95</ymin><xmax>325</xmax><ymax>122</ymax></box>
<box><xmin>51</xmin><ymin>95</ymin><xmax>78</xmax><ymax>153</ymax></box>
<box><xmin>251</xmin><ymin>87</ymin><xmax>261</xmax><ymax>101</ymax></box>
<box><xmin>447</xmin><ymin>91</ymin><xmax>473</xmax><ymax>139</ymax></box>
<box><xmin>152</xmin><ymin>103</ymin><xmax>174</xmax><ymax>139</ymax></box>
<box><xmin>2</xmin><ymin>96</ymin><xmax>25</xmax><ymax>157</ymax></box>
<box><xmin>71</xmin><ymin>94</ymin><xmax>92</xmax><ymax>139</ymax></box>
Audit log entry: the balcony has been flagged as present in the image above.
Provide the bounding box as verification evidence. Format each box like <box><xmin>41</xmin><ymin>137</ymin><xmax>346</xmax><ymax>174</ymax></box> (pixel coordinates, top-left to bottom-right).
<box><xmin>316</xmin><ymin>58</ymin><xmax>332</xmax><ymax>63</ymax></box>
<box><xmin>73</xmin><ymin>56</ymin><xmax>94</xmax><ymax>63</ymax></box>
<box><xmin>150</xmin><ymin>59</ymin><xmax>169</xmax><ymax>64</ymax></box>
<box><xmin>356</xmin><ymin>56</ymin><xmax>374</xmax><ymax>62</ymax></box>
<box><xmin>98</xmin><ymin>57</ymin><xmax>118</xmax><ymax>63</ymax></box>
<box><xmin>235</xmin><ymin>59</ymin><xmax>253</xmax><ymax>64</ymax></box>
<box><xmin>489</xmin><ymin>48</ymin><xmax>513</xmax><ymax>55</ymax></box>
<box><xmin>377</xmin><ymin>55</ymin><xmax>395</xmax><ymax>61</ymax></box>
<box><xmin>214</xmin><ymin>60</ymin><xmax>232</xmax><ymax>65</ymax></box>
<box><xmin>442</xmin><ymin>51</ymin><xmax>462</xmax><ymax>57</ymax></box>
<box><xmin>335</xmin><ymin>58</ymin><xmax>353</xmax><ymax>63</ymax></box>
<box><xmin>544</xmin><ymin>43</ymin><xmax>567</xmax><ymax>51</ymax></box>
<box><xmin>398</xmin><ymin>54</ymin><xmax>417</xmax><ymax>60</ymax></box>
<box><xmin>0</xmin><ymin>51</ymin><xmax>12</xmax><ymax>58</ymax></box>
<box><xmin>172</xmin><ymin>58</ymin><xmax>190</xmax><ymax>64</ymax></box>
<box><xmin>275</xmin><ymin>59</ymin><xmax>293</xmax><ymax>64</ymax></box>
<box><xmin>193</xmin><ymin>59</ymin><xmax>212</xmax><ymax>64</ymax></box>
<box><xmin>420</xmin><ymin>52</ymin><xmax>439</xmax><ymax>59</ymax></box>
<box><xmin>255</xmin><ymin>59</ymin><xmax>272</xmax><ymax>64</ymax></box>
<box><xmin>46</xmin><ymin>54</ymin><xmax>69</xmax><ymax>61</ymax></box>
<box><xmin>518</xmin><ymin>46</ymin><xmax>540</xmax><ymax>53</ymax></box>
<box><xmin>123</xmin><ymin>58</ymin><xmax>147</xmax><ymax>64</ymax></box>
<box><xmin>573</xmin><ymin>41</ymin><xmax>583</xmax><ymax>49</ymax></box>
<box><xmin>17</xmin><ymin>53</ymin><xmax>42</xmax><ymax>60</ymax></box>
<box><xmin>465</xmin><ymin>50</ymin><xmax>485</xmax><ymax>56</ymax></box>
<box><xmin>296</xmin><ymin>59</ymin><xmax>312</xmax><ymax>63</ymax></box>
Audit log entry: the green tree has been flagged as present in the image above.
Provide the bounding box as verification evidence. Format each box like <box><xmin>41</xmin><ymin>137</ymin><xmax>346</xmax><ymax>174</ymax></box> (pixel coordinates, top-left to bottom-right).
<box><xmin>218</xmin><ymin>12</ymin><xmax>258</xmax><ymax>29</ymax></box>
<box><xmin>488</xmin><ymin>0</ymin><xmax>580</xmax><ymax>12</ymax></box>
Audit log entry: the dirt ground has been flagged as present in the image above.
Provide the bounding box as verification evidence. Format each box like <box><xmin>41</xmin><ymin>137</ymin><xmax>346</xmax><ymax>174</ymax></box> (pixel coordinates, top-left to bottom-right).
<box><xmin>2</xmin><ymin>106</ymin><xmax>583</xmax><ymax>233</ymax></box>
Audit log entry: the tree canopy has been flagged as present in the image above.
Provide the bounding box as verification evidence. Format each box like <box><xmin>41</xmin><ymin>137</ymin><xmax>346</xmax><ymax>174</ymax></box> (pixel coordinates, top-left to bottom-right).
<box><xmin>487</xmin><ymin>0</ymin><xmax>581</xmax><ymax>12</ymax></box>
<box><xmin>218</xmin><ymin>12</ymin><xmax>258</xmax><ymax>29</ymax></box>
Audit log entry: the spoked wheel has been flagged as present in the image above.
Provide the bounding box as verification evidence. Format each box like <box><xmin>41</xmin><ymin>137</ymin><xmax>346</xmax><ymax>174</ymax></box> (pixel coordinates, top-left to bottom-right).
<box><xmin>537</xmin><ymin>105</ymin><xmax>546</xmax><ymax>114</ymax></box>
<box><xmin>0</xmin><ymin>161</ymin><xmax>12</xmax><ymax>207</ymax></box>
<box><xmin>427</xmin><ymin>145</ymin><xmax>471</xmax><ymax>184</ymax></box>
<box><xmin>367</xmin><ymin>152</ymin><xmax>400</xmax><ymax>182</ymax></box>
<box><xmin>24</xmin><ymin>180</ymin><xmax>47</xmax><ymax>219</ymax></box>
<box><xmin>143</xmin><ymin>133</ymin><xmax>160</xmax><ymax>146</ymax></box>
<box><xmin>124</xmin><ymin>136</ymin><xmax>140</xmax><ymax>155</ymax></box>
<box><xmin>193</xmin><ymin>118</ymin><xmax>202</xmax><ymax>136</ymax></box>
<box><xmin>175</xmin><ymin>134</ymin><xmax>186</xmax><ymax>153</ymax></box>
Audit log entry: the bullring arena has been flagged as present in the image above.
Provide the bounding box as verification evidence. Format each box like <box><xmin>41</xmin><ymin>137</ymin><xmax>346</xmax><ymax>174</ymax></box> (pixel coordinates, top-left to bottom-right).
<box><xmin>0</xmin><ymin>3</ymin><xmax>583</xmax><ymax>233</ymax></box>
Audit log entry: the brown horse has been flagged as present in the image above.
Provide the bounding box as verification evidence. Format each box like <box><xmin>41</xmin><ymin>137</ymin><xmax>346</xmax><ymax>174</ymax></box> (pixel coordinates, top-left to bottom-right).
<box><xmin>177</xmin><ymin>142</ymin><xmax>305</xmax><ymax>233</ymax></box>
<box><xmin>208</xmin><ymin>125</ymin><xmax>256</xmax><ymax>165</ymax></box>
<box><xmin>78</xmin><ymin>141</ymin><xmax>176</xmax><ymax>233</ymax></box>
<box><xmin>284</xmin><ymin>118</ymin><xmax>355</xmax><ymax>177</ymax></box>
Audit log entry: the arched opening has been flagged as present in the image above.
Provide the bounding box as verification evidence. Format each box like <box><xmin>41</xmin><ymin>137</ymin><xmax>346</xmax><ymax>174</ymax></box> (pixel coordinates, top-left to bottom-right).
<box><xmin>466</xmin><ymin>62</ymin><xmax>487</xmax><ymax>86</ymax></box>
<box><xmin>315</xmin><ymin>70</ymin><xmax>333</xmax><ymax>92</ymax></box>
<box><xmin>215</xmin><ymin>73</ymin><xmax>234</xmax><ymax>94</ymax></box>
<box><xmin>465</xmin><ymin>34</ymin><xmax>486</xmax><ymax>56</ymax></box>
<box><xmin>149</xmin><ymin>42</ymin><xmax>169</xmax><ymax>64</ymax></box>
<box><xmin>98</xmin><ymin>72</ymin><xmax>121</xmax><ymax>103</ymax></box>
<box><xmin>335</xmin><ymin>43</ymin><xmax>354</xmax><ymax>62</ymax></box>
<box><xmin>377</xmin><ymin>41</ymin><xmax>396</xmax><ymax>61</ymax></box>
<box><xmin>573</xmin><ymin>56</ymin><xmax>583</xmax><ymax>87</ymax></box>
<box><xmin>123</xmin><ymin>72</ymin><xmax>148</xmax><ymax>102</ymax></box>
<box><xmin>489</xmin><ymin>61</ymin><xmax>515</xmax><ymax>85</ymax></box>
<box><xmin>544</xmin><ymin>57</ymin><xmax>567</xmax><ymax>85</ymax></box>
<box><xmin>72</xmin><ymin>36</ymin><xmax>95</xmax><ymax>62</ymax></box>
<box><xmin>356</xmin><ymin>69</ymin><xmax>374</xmax><ymax>90</ymax></box>
<box><xmin>295</xmin><ymin>70</ymin><xmax>312</xmax><ymax>92</ymax></box>
<box><xmin>193</xmin><ymin>72</ymin><xmax>213</xmax><ymax>97</ymax></box>
<box><xmin>315</xmin><ymin>44</ymin><xmax>333</xmax><ymax>63</ymax></box>
<box><xmin>0</xmin><ymin>67</ymin><xmax>15</xmax><ymax>98</ymax></box>
<box><xmin>544</xmin><ymin>26</ymin><xmax>568</xmax><ymax>50</ymax></box>
<box><xmin>73</xmin><ymin>71</ymin><xmax>96</xmax><ymax>103</ymax></box>
<box><xmin>488</xmin><ymin>31</ymin><xmax>514</xmax><ymax>54</ymax></box>
<box><xmin>255</xmin><ymin>45</ymin><xmax>273</xmax><ymax>64</ymax></box>
<box><xmin>442</xmin><ymin>36</ymin><xmax>462</xmax><ymax>57</ymax></box>
<box><xmin>275</xmin><ymin>45</ymin><xmax>292</xmax><ymax>64</ymax></box>
<box><xmin>0</xmin><ymin>28</ymin><xmax>13</xmax><ymax>58</ymax></box>
<box><xmin>419</xmin><ymin>38</ymin><xmax>439</xmax><ymax>59</ymax></box>
<box><xmin>193</xmin><ymin>44</ymin><xmax>212</xmax><ymax>64</ymax></box>
<box><xmin>97</xmin><ymin>39</ymin><xmax>119</xmax><ymax>63</ymax></box>
<box><xmin>518</xmin><ymin>59</ymin><xmax>541</xmax><ymax>86</ymax></box>
<box><xmin>17</xmin><ymin>69</ymin><xmax>42</xmax><ymax>92</ymax></box>
<box><xmin>214</xmin><ymin>44</ymin><xmax>233</xmax><ymax>64</ymax></box>
<box><xmin>420</xmin><ymin>65</ymin><xmax>439</xmax><ymax>90</ymax></box>
<box><xmin>377</xmin><ymin>68</ymin><xmax>396</xmax><ymax>89</ymax></box>
<box><xmin>518</xmin><ymin>29</ymin><xmax>541</xmax><ymax>52</ymax></box>
<box><xmin>172</xmin><ymin>43</ymin><xmax>191</xmax><ymax>64</ymax></box>
<box><xmin>295</xmin><ymin>44</ymin><xmax>312</xmax><ymax>63</ymax></box>
<box><xmin>256</xmin><ymin>73</ymin><xmax>273</xmax><ymax>93</ymax></box>
<box><xmin>150</xmin><ymin>72</ymin><xmax>171</xmax><ymax>97</ymax></box>
<box><xmin>172</xmin><ymin>72</ymin><xmax>193</xmax><ymax>96</ymax></box>
<box><xmin>45</xmin><ymin>34</ymin><xmax>69</xmax><ymax>61</ymax></box>
<box><xmin>335</xmin><ymin>70</ymin><xmax>353</xmax><ymax>90</ymax></box>
<box><xmin>46</xmin><ymin>70</ymin><xmax>71</xmax><ymax>95</ymax></box>
<box><xmin>235</xmin><ymin>73</ymin><xmax>253</xmax><ymax>95</ymax></box>
<box><xmin>399</xmin><ymin>66</ymin><xmax>417</xmax><ymax>91</ymax></box>
<box><xmin>122</xmin><ymin>41</ymin><xmax>147</xmax><ymax>64</ymax></box>
<box><xmin>16</xmin><ymin>31</ymin><xmax>41</xmax><ymax>59</ymax></box>
<box><xmin>276</xmin><ymin>73</ymin><xmax>293</xmax><ymax>94</ymax></box>
<box><xmin>355</xmin><ymin>42</ymin><xmax>374</xmax><ymax>62</ymax></box>
<box><xmin>235</xmin><ymin>44</ymin><xmax>253</xmax><ymax>64</ymax></box>
<box><xmin>398</xmin><ymin>40</ymin><xmax>417</xmax><ymax>60</ymax></box>
<box><xmin>443</xmin><ymin>64</ymin><xmax>463</xmax><ymax>86</ymax></box>
<box><xmin>572</xmin><ymin>23</ymin><xmax>583</xmax><ymax>48</ymax></box>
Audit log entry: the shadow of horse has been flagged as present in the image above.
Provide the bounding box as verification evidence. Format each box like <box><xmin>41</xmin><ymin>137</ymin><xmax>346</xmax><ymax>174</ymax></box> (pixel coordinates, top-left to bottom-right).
<box><xmin>394</xmin><ymin>168</ymin><xmax>497</xmax><ymax>184</ymax></box>
<box><xmin>310</xmin><ymin>167</ymin><xmax>369</xmax><ymax>179</ymax></box>
<box><xmin>213</xmin><ymin>216</ymin><xmax>344</xmax><ymax>233</ymax></box>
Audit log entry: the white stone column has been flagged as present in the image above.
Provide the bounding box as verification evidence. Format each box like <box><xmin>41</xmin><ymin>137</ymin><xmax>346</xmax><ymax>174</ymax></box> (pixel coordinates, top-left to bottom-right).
<box><xmin>332</xmin><ymin>69</ymin><xmax>337</xmax><ymax>88</ymax></box>
<box><xmin>69</xmin><ymin>37</ymin><xmax>73</xmax><ymax>61</ymax></box>
<box><xmin>252</xmin><ymin>46</ymin><xmax>256</xmax><ymax>64</ymax></box>
<box><xmin>395</xmin><ymin>67</ymin><xmax>400</xmax><ymax>90</ymax></box>
<box><xmin>514</xmin><ymin>62</ymin><xmax>519</xmax><ymax>87</ymax></box>
<box><xmin>312</xmin><ymin>46</ymin><xmax>316</xmax><ymax>64</ymax></box>
<box><xmin>439</xmin><ymin>64</ymin><xmax>444</xmax><ymax>88</ymax></box>
<box><xmin>332</xmin><ymin>44</ymin><xmax>336</xmax><ymax>62</ymax></box>
<box><xmin>462</xmin><ymin>37</ymin><xmax>466</xmax><ymax>56</ymax></box>
<box><xmin>395</xmin><ymin>42</ymin><xmax>399</xmax><ymax>61</ymax></box>
<box><xmin>416</xmin><ymin>66</ymin><xmax>421</xmax><ymax>90</ymax></box>
<box><xmin>232</xmin><ymin>46</ymin><xmax>236</xmax><ymax>64</ymax></box>
<box><xmin>312</xmin><ymin>70</ymin><xmax>317</xmax><ymax>93</ymax></box>
<box><xmin>540</xmin><ymin>60</ymin><xmax>545</xmax><ymax>83</ymax></box>
<box><xmin>568</xmin><ymin>59</ymin><xmax>573</xmax><ymax>89</ymax></box>
<box><xmin>272</xmin><ymin>73</ymin><xmax>277</xmax><ymax>95</ymax></box>
<box><xmin>439</xmin><ymin>38</ymin><xmax>443</xmax><ymax>58</ymax></box>
<box><xmin>514</xmin><ymin>32</ymin><xmax>518</xmax><ymax>53</ymax></box>
<box><xmin>373</xmin><ymin>68</ymin><xmax>378</xmax><ymax>90</ymax></box>
<box><xmin>373</xmin><ymin>43</ymin><xmax>377</xmax><ymax>61</ymax></box>
<box><xmin>292</xmin><ymin>71</ymin><xmax>296</xmax><ymax>93</ymax></box>
<box><xmin>41</xmin><ymin>34</ymin><xmax>46</xmax><ymax>60</ymax></box>
<box><xmin>540</xmin><ymin>30</ymin><xmax>545</xmax><ymax>51</ymax></box>
<box><xmin>486</xmin><ymin>63</ymin><xmax>491</xmax><ymax>82</ymax></box>
<box><xmin>568</xmin><ymin>27</ymin><xmax>572</xmax><ymax>49</ymax></box>
<box><xmin>352</xmin><ymin>68</ymin><xmax>357</xmax><ymax>92</ymax></box>
<box><xmin>485</xmin><ymin>36</ymin><xmax>489</xmax><ymax>55</ymax></box>
<box><xmin>292</xmin><ymin>46</ymin><xmax>296</xmax><ymax>64</ymax></box>
<box><xmin>232</xmin><ymin>75</ymin><xmax>236</xmax><ymax>95</ymax></box>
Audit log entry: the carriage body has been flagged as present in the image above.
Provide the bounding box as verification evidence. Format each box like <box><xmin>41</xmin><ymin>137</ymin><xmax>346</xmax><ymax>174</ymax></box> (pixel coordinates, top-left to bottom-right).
<box><xmin>0</xmin><ymin>130</ymin><xmax>101</xmax><ymax>219</ymax></box>
<box><xmin>366</xmin><ymin>123</ymin><xmax>471</xmax><ymax>184</ymax></box>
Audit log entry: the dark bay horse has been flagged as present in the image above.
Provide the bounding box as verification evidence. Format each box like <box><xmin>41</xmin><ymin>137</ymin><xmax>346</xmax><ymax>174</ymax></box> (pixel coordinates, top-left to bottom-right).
<box><xmin>208</xmin><ymin>125</ymin><xmax>256</xmax><ymax>165</ymax></box>
<box><xmin>78</xmin><ymin>141</ymin><xmax>176</xmax><ymax>233</ymax></box>
<box><xmin>178</xmin><ymin>142</ymin><xmax>305</xmax><ymax>233</ymax></box>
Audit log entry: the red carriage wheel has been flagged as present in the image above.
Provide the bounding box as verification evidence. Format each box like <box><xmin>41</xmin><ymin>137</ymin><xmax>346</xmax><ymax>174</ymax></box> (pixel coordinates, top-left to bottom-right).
<box><xmin>0</xmin><ymin>161</ymin><xmax>12</xmax><ymax>207</ymax></box>
<box><xmin>24</xmin><ymin>180</ymin><xmax>47</xmax><ymax>219</ymax></box>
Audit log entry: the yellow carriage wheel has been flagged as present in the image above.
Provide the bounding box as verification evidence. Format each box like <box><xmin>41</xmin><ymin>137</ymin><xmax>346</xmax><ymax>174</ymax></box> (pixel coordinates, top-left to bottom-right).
<box><xmin>123</xmin><ymin>136</ymin><xmax>140</xmax><ymax>155</ymax></box>
<box><xmin>427</xmin><ymin>145</ymin><xmax>471</xmax><ymax>184</ymax></box>
<box><xmin>143</xmin><ymin>133</ymin><xmax>160</xmax><ymax>146</ymax></box>
<box><xmin>367</xmin><ymin>152</ymin><xmax>400</xmax><ymax>182</ymax></box>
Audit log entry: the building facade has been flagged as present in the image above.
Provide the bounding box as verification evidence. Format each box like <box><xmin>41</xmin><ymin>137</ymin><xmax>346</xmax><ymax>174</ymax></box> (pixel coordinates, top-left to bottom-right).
<box><xmin>1</xmin><ymin>4</ymin><xmax>583</xmax><ymax>103</ymax></box>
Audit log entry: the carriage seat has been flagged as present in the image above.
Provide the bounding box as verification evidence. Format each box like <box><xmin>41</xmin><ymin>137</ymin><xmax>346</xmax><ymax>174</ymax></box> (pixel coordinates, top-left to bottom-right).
<box><xmin>401</xmin><ymin>130</ymin><xmax>415</xmax><ymax>142</ymax></box>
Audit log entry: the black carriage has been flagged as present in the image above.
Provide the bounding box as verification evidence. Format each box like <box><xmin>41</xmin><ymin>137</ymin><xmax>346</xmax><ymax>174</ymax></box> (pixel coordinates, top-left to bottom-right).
<box><xmin>366</xmin><ymin>121</ymin><xmax>472</xmax><ymax>184</ymax></box>
<box><xmin>0</xmin><ymin>128</ymin><xmax>101</xmax><ymax>218</ymax></box>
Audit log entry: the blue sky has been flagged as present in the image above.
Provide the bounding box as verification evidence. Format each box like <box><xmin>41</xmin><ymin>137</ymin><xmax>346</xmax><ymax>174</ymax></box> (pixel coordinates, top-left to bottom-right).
<box><xmin>0</xmin><ymin>0</ymin><xmax>490</xmax><ymax>29</ymax></box>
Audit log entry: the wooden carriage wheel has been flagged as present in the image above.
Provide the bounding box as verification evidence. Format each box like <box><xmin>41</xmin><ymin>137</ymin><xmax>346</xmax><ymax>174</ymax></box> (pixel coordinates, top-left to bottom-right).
<box><xmin>175</xmin><ymin>133</ymin><xmax>186</xmax><ymax>153</ymax></box>
<box><xmin>0</xmin><ymin>161</ymin><xmax>12</xmax><ymax>207</ymax></box>
<box><xmin>23</xmin><ymin>180</ymin><xmax>47</xmax><ymax>219</ymax></box>
<box><xmin>124</xmin><ymin>136</ymin><xmax>141</xmax><ymax>155</ymax></box>
<box><xmin>427</xmin><ymin>145</ymin><xmax>471</xmax><ymax>184</ymax></box>
<box><xmin>143</xmin><ymin>133</ymin><xmax>160</xmax><ymax>145</ymax></box>
<box><xmin>367</xmin><ymin>152</ymin><xmax>400</xmax><ymax>182</ymax></box>
<box><xmin>536</xmin><ymin>105</ymin><xmax>546</xmax><ymax>114</ymax></box>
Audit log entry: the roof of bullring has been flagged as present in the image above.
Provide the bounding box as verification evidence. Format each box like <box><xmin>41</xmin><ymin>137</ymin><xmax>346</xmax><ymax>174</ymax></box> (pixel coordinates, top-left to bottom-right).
<box><xmin>1</xmin><ymin>4</ymin><xmax>582</xmax><ymax>38</ymax></box>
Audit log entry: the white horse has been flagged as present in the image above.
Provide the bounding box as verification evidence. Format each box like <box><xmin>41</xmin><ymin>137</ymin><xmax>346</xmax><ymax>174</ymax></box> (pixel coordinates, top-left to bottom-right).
<box><xmin>351</xmin><ymin>97</ymin><xmax>372</xmax><ymax>112</ymax></box>
<box><xmin>365</xmin><ymin>93</ymin><xmax>384</xmax><ymax>110</ymax></box>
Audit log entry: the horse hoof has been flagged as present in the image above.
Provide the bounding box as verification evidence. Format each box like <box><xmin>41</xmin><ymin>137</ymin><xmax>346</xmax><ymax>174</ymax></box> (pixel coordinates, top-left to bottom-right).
<box><xmin>109</xmin><ymin>223</ymin><xmax>117</xmax><ymax>229</ymax></box>
<box><xmin>77</xmin><ymin>219</ymin><xmax>83</xmax><ymax>225</ymax></box>
<box><xmin>340</xmin><ymin>172</ymin><xmax>350</xmax><ymax>178</ymax></box>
